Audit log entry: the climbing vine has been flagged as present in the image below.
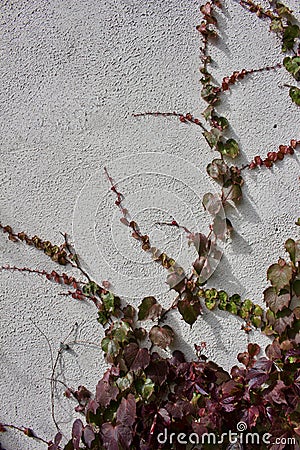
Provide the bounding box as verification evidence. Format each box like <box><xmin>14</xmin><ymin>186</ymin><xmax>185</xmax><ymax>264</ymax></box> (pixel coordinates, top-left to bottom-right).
<box><xmin>0</xmin><ymin>1</ymin><xmax>300</xmax><ymax>449</ymax></box>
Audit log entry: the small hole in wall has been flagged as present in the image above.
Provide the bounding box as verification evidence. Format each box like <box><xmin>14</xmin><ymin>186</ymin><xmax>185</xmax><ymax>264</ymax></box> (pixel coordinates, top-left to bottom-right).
<box><xmin>275</xmin><ymin>227</ymin><xmax>278</xmax><ymax>232</ymax></box>
<box><xmin>273</xmin><ymin>124</ymin><xmax>277</xmax><ymax>128</ymax></box>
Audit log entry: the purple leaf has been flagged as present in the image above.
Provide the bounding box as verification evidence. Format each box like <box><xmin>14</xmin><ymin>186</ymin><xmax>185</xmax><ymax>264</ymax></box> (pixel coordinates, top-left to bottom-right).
<box><xmin>101</xmin><ymin>423</ymin><xmax>132</xmax><ymax>450</ymax></box>
<box><xmin>265</xmin><ymin>339</ymin><xmax>282</xmax><ymax>360</ymax></box>
<box><xmin>247</xmin><ymin>358</ymin><xmax>273</xmax><ymax>389</ymax></box>
<box><xmin>83</xmin><ymin>426</ymin><xmax>95</xmax><ymax>449</ymax></box>
<box><xmin>145</xmin><ymin>355</ymin><xmax>169</xmax><ymax>385</ymax></box>
<box><xmin>95</xmin><ymin>371</ymin><xmax>119</xmax><ymax>407</ymax></box>
<box><xmin>54</xmin><ymin>432</ymin><xmax>62</xmax><ymax>446</ymax></box>
<box><xmin>124</xmin><ymin>343</ymin><xmax>150</xmax><ymax>371</ymax></box>
<box><xmin>116</xmin><ymin>393</ymin><xmax>136</xmax><ymax>427</ymax></box>
<box><xmin>265</xmin><ymin>380</ymin><xmax>287</xmax><ymax>405</ymax></box>
<box><xmin>72</xmin><ymin>419</ymin><xmax>83</xmax><ymax>450</ymax></box>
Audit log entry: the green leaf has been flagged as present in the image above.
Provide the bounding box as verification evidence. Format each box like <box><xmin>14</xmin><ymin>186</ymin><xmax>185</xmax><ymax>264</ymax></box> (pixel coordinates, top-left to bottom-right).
<box><xmin>270</xmin><ymin>18</ymin><xmax>283</xmax><ymax>32</ymax></box>
<box><xmin>141</xmin><ymin>378</ymin><xmax>155</xmax><ymax>400</ymax></box>
<box><xmin>251</xmin><ymin>316</ymin><xmax>262</xmax><ymax>328</ymax></box>
<box><xmin>217</xmin><ymin>138</ymin><xmax>240</xmax><ymax>158</ymax></box>
<box><xmin>203</xmin><ymin>128</ymin><xmax>222</xmax><ymax>148</ymax></box>
<box><xmin>289</xmin><ymin>86</ymin><xmax>300</xmax><ymax>106</ymax></box>
<box><xmin>267</xmin><ymin>259</ymin><xmax>293</xmax><ymax>290</ymax></box>
<box><xmin>293</xmin><ymin>279</ymin><xmax>300</xmax><ymax>296</ymax></box>
<box><xmin>102</xmin><ymin>292</ymin><xmax>116</xmax><ymax>313</ymax></box>
<box><xmin>253</xmin><ymin>305</ymin><xmax>263</xmax><ymax>316</ymax></box>
<box><xmin>82</xmin><ymin>281</ymin><xmax>100</xmax><ymax>296</ymax></box>
<box><xmin>201</xmin><ymin>84</ymin><xmax>219</xmax><ymax>103</ymax></box>
<box><xmin>222</xmin><ymin>184</ymin><xmax>243</xmax><ymax>204</ymax></box>
<box><xmin>97</xmin><ymin>310</ymin><xmax>109</xmax><ymax>326</ymax></box>
<box><xmin>205</xmin><ymin>298</ymin><xmax>216</xmax><ymax>310</ymax></box>
<box><xmin>135</xmin><ymin>376</ymin><xmax>155</xmax><ymax>401</ymax></box>
<box><xmin>202</xmin><ymin>105</ymin><xmax>214</xmax><ymax>120</ymax></box>
<box><xmin>112</xmin><ymin>321</ymin><xmax>131</xmax><ymax>343</ymax></box>
<box><xmin>101</xmin><ymin>337</ymin><xmax>120</xmax><ymax>357</ymax></box>
<box><xmin>206</xmin><ymin>159</ymin><xmax>229</xmax><ymax>181</ymax></box>
<box><xmin>178</xmin><ymin>298</ymin><xmax>201</xmax><ymax>325</ymax></box>
<box><xmin>296</xmin><ymin>217</ymin><xmax>300</xmax><ymax>226</ymax></box>
<box><xmin>285</xmin><ymin>238</ymin><xmax>300</xmax><ymax>263</ymax></box>
<box><xmin>138</xmin><ymin>297</ymin><xmax>162</xmax><ymax>321</ymax></box>
<box><xmin>276</xmin><ymin>2</ymin><xmax>293</xmax><ymax>16</ymax></box>
<box><xmin>230</xmin><ymin>294</ymin><xmax>241</xmax><ymax>305</ymax></box>
<box><xmin>239</xmin><ymin>299</ymin><xmax>254</xmax><ymax>319</ymax></box>
<box><xmin>213</xmin><ymin>115</ymin><xmax>229</xmax><ymax>130</ymax></box>
<box><xmin>116</xmin><ymin>372</ymin><xmax>134</xmax><ymax>392</ymax></box>
<box><xmin>282</xmin><ymin>23</ymin><xmax>299</xmax><ymax>52</ymax></box>
<box><xmin>283</xmin><ymin>56</ymin><xmax>300</xmax><ymax>81</ymax></box>
<box><xmin>218</xmin><ymin>290</ymin><xmax>228</xmax><ymax>310</ymax></box>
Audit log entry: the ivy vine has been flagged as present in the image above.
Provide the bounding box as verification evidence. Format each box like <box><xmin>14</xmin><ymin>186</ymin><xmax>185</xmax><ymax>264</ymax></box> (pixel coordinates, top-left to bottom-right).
<box><xmin>0</xmin><ymin>1</ymin><xmax>300</xmax><ymax>449</ymax></box>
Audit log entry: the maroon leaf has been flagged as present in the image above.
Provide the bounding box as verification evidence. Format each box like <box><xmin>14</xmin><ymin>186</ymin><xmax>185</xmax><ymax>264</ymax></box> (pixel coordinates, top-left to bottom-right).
<box><xmin>95</xmin><ymin>371</ymin><xmax>119</xmax><ymax>407</ymax></box>
<box><xmin>178</xmin><ymin>296</ymin><xmax>201</xmax><ymax>325</ymax></box>
<box><xmin>116</xmin><ymin>393</ymin><xmax>136</xmax><ymax>427</ymax></box>
<box><xmin>264</xmin><ymin>287</ymin><xmax>290</xmax><ymax>313</ymax></box>
<box><xmin>188</xmin><ymin>232</ymin><xmax>208</xmax><ymax>255</ymax></box>
<box><xmin>274</xmin><ymin>313</ymin><xmax>294</xmax><ymax>335</ymax></box>
<box><xmin>145</xmin><ymin>355</ymin><xmax>169</xmax><ymax>385</ymax></box>
<box><xmin>124</xmin><ymin>343</ymin><xmax>150</xmax><ymax>371</ymax></box>
<box><xmin>247</xmin><ymin>405</ymin><xmax>260</xmax><ymax>429</ymax></box>
<box><xmin>285</xmin><ymin>238</ymin><xmax>300</xmax><ymax>263</ymax></box>
<box><xmin>265</xmin><ymin>380</ymin><xmax>287</xmax><ymax>405</ymax></box>
<box><xmin>101</xmin><ymin>423</ymin><xmax>132</xmax><ymax>450</ymax></box>
<box><xmin>165</xmin><ymin>399</ymin><xmax>192</xmax><ymax>419</ymax></box>
<box><xmin>267</xmin><ymin>259</ymin><xmax>293</xmax><ymax>290</ymax></box>
<box><xmin>247</xmin><ymin>358</ymin><xmax>273</xmax><ymax>389</ymax></box>
<box><xmin>149</xmin><ymin>325</ymin><xmax>174</xmax><ymax>349</ymax></box>
<box><xmin>54</xmin><ymin>432</ymin><xmax>62</xmax><ymax>446</ymax></box>
<box><xmin>247</xmin><ymin>343</ymin><xmax>260</xmax><ymax>358</ymax></box>
<box><xmin>265</xmin><ymin>339</ymin><xmax>282</xmax><ymax>360</ymax></box>
<box><xmin>87</xmin><ymin>399</ymin><xmax>99</xmax><ymax>415</ymax></box>
<box><xmin>158</xmin><ymin>408</ymin><xmax>171</xmax><ymax>426</ymax></box>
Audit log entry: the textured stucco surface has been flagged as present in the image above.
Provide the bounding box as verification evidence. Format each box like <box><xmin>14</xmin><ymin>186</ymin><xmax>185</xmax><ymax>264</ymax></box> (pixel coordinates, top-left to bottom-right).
<box><xmin>0</xmin><ymin>0</ymin><xmax>300</xmax><ymax>448</ymax></box>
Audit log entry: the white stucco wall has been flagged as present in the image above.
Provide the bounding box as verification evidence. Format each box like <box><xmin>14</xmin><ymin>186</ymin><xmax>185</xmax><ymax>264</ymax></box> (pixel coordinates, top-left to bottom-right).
<box><xmin>0</xmin><ymin>0</ymin><xmax>299</xmax><ymax>448</ymax></box>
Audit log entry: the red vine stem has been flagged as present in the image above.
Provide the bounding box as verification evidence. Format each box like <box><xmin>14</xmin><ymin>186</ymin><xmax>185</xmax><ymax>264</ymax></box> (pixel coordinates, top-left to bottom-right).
<box><xmin>0</xmin><ymin>265</ymin><xmax>84</xmax><ymax>288</ymax></box>
<box><xmin>247</xmin><ymin>139</ymin><xmax>299</xmax><ymax>169</ymax></box>
<box><xmin>133</xmin><ymin>111</ymin><xmax>208</xmax><ymax>131</ymax></box>
<box><xmin>221</xmin><ymin>63</ymin><xmax>282</xmax><ymax>91</ymax></box>
<box><xmin>0</xmin><ymin>424</ymin><xmax>54</xmax><ymax>447</ymax></box>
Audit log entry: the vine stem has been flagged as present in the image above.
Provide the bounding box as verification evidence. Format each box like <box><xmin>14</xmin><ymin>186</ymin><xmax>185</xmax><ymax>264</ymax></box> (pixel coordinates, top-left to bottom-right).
<box><xmin>133</xmin><ymin>111</ymin><xmax>208</xmax><ymax>131</ymax></box>
<box><xmin>0</xmin><ymin>424</ymin><xmax>53</xmax><ymax>447</ymax></box>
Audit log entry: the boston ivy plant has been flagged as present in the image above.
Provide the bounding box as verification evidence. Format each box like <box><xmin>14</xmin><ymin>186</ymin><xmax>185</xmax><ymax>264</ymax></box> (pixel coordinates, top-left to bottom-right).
<box><xmin>0</xmin><ymin>0</ymin><xmax>300</xmax><ymax>449</ymax></box>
